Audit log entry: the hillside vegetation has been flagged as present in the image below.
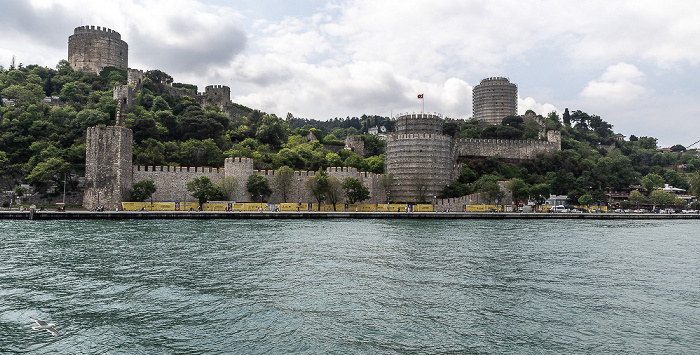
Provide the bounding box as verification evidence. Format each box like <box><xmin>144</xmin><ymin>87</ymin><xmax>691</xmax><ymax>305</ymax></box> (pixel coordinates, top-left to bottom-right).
<box><xmin>1</xmin><ymin>61</ymin><xmax>699</xmax><ymax>206</ymax></box>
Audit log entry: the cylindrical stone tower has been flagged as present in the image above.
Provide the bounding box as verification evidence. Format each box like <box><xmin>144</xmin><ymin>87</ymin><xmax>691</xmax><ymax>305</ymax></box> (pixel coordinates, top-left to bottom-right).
<box><xmin>385</xmin><ymin>113</ymin><xmax>452</xmax><ymax>203</ymax></box>
<box><xmin>472</xmin><ymin>77</ymin><xmax>517</xmax><ymax>125</ymax></box>
<box><xmin>68</xmin><ymin>25</ymin><xmax>128</xmax><ymax>74</ymax></box>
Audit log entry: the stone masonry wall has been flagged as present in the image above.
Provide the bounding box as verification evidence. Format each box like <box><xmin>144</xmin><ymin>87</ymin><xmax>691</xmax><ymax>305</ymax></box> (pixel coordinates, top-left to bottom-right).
<box><xmin>453</xmin><ymin>133</ymin><xmax>560</xmax><ymax>162</ymax></box>
<box><xmin>132</xmin><ymin>166</ymin><xmax>226</xmax><ymax>202</ymax></box>
<box><xmin>385</xmin><ymin>133</ymin><xmax>453</xmax><ymax>203</ymax></box>
<box><xmin>68</xmin><ymin>25</ymin><xmax>128</xmax><ymax>74</ymax></box>
<box><xmin>472</xmin><ymin>77</ymin><xmax>517</xmax><ymax>125</ymax></box>
<box><xmin>84</xmin><ymin>126</ymin><xmax>133</xmax><ymax>210</ymax></box>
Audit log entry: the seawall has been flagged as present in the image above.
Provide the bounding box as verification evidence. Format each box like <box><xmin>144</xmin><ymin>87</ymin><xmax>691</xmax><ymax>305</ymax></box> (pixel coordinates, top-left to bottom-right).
<box><xmin>2</xmin><ymin>211</ymin><xmax>699</xmax><ymax>220</ymax></box>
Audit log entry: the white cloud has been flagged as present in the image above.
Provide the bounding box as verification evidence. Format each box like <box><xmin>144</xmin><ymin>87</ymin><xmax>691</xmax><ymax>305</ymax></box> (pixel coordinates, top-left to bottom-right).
<box><xmin>518</xmin><ymin>97</ymin><xmax>559</xmax><ymax>117</ymax></box>
<box><xmin>3</xmin><ymin>0</ymin><xmax>700</xmax><ymax>145</ymax></box>
<box><xmin>579</xmin><ymin>63</ymin><xmax>649</xmax><ymax>103</ymax></box>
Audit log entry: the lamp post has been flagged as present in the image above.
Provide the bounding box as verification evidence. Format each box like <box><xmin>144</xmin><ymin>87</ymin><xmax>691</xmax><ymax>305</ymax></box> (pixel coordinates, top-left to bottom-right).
<box><xmin>62</xmin><ymin>172</ymin><xmax>67</xmax><ymax>205</ymax></box>
<box><xmin>259</xmin><ymin>194</ymin><xmax>263</xmax><ymax>212</ymax></box>
<box><xmin>96</xmin><ymin>191</ymin><xmax>101</xmax><ymax>211</ymax></box>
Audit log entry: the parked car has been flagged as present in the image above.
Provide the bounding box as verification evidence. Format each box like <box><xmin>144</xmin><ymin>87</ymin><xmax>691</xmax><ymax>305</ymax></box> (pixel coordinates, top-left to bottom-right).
<box><xmin>550</xmin><ymin>205</ymin><xmax>569</xmax><ymax>213</ymax></box>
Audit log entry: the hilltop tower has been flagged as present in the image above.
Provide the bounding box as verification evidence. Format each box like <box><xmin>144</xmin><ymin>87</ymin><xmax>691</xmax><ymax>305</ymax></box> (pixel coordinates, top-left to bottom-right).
<box><xmin>472</xmin><ymin>77</ymin><xmax>518</xmax><ymax>125</ymax></box>
<box><xmin>385</xmin><ymin>113</ymin><xmax>452</xmax><ymax>203</ymax></box>
<box><xmin>83</xmin><ymin>126</ymin><xmax>133</xmax><ymax>210</ymax></box>
<box><xmin>68</xmin><ymin>25</ymin><xmax>128</xmax><ymax>74</ymax></box>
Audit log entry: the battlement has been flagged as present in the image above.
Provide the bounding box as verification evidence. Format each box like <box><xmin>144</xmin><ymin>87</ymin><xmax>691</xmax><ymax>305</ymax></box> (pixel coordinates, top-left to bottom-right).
<box><xmin>454</xmin><ymin>138</ymin><xmax>557</xmax><ymax>146</ymax></box>
<box><xmin>388</xmin><ymin>133</ymin><xmax>452</xmax><ymax>141</ymax></box>
<box><xmin>206</xmin><ymin>85</ymin><xmax>229</xmax><ymax>90</ymax></box>
<box><xmin>72</xmin><ymin>25</ymin><xmax>122</xmax><ymax>39</ymax></box>
<box><xmin>327</xmin><ymin>167</ymin><xmax>359</xmax><ymax>174</ymax></box>
<box><xmin>454</xmin><ymin>134</ymin><xmax>560</xmax><ymax>162</ymax></box>
<box><xmin>127</xmin><ymin>68</ymin><xmax>145</xmax><ymax>88</ymax></box>
<box><xmin>478</xmin><ymin>76</ymin><xmax>517</xmax><ymax>87</ymax></box>
<box><xmin>395</xmin><ymin>113</ymin><xmax>444</xmax><ymax>135</ymax></box>
<box><xmin>133</xmin><ymin>165</ymin><xmax>223</xmax><ymax>173</ymax></box>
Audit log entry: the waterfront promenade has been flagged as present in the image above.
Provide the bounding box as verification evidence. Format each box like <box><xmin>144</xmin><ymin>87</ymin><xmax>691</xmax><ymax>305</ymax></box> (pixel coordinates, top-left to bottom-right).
<box><xmin>2</xmin><ymin>210</ymin><xmax>699</xmax><ymax>220</ymax></box>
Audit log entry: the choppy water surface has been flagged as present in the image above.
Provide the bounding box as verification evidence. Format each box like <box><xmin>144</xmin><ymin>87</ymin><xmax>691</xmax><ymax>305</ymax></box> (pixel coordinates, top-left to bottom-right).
<box><xmin>1</xmin><ymin>219</ymin><xmax>699</xmax><ymax>353</ymax></box>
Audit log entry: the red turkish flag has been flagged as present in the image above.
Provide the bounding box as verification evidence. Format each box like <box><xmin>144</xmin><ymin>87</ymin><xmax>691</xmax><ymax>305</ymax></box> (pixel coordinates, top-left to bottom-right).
<box><xmin>417</xmin><ymin>94</ymin><xmax>423</xmax><ymax>99</ymax></box>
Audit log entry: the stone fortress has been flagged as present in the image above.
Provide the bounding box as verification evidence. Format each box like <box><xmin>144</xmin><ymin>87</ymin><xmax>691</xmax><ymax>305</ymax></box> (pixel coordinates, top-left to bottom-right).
<box><xmin>78</xmin><ymin>25</ymin><xmax>561</xmax><ymax>210</ymax></box>
<box><xmin>68</xmin><ymin>26</ymin><xmax>128</xmax><ymax>74</ymax></box>
<box><xmin>112</xmin><ymin>68</ymin><xmax>244</xmax><ymax>123</ymax></box>
<box><xmin>472</xmin><ymin>77</ymin><xmax>518</xmax><ymax>125</ymax></box>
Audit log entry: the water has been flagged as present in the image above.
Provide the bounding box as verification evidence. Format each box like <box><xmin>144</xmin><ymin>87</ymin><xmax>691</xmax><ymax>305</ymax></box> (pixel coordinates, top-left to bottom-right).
<box><xmin>1</xmin><ymin>219</ymin><xmax>698</xmax><ymax>354</ymax></box>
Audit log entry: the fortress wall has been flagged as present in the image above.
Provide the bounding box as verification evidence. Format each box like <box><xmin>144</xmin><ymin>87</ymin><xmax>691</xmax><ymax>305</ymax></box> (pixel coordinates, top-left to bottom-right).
<box><xmin>162</xmin><ymin>85</ymin><xmax>197</xmax><ymax>99</ymax></box>
<box><xmin>68</xmin><ymin>25</ymin><xmax>128</xmax><ymax>74</ymax></box>
<box><xmin>434</xmin><ymin>181</ymin><xmax>512</xmax><ymax>211</ymax></box>
<box><xmin>113</xmin><ymin>85</ymin><xmax>135</xmax><ymax>114</ymax></box>
<box><xmin>385</xmin><ymin>133</ymin><xmax>453</xmax><ymax>203</ymax></box>
<box><xmin>132</xmin><ymin>166</ymin><xmax>225</xmax><ymax>202</ymax></box>
<box><xmin>344</xmin><ymin>136</ymin><xmax>365</xmax><ymax>156</ymax></box>
<box><xmin>223</xmin><ymin>159</ymin><xmax>384</xmax><ymax>204</ymax></box>
<box><xmin>454</xmin><ymin>137</ymin><xmax>560</xmax><ymax>161</ymax></box>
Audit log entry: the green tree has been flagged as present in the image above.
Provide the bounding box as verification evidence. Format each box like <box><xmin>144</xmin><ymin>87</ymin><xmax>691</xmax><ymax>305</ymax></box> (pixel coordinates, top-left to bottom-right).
<box><xmin>578</xmin><ymin>194</ymin><xmax>593</xmax><ymax>209</ymax></box>
<box><xmin>648</xmin><ymin>190</ymin><xmax>675</xmax><ymax>209</ymax></box>
<box><xmin>151</xmin><ymin>96</ymin><xmax>171</xmax><ymax>112</ymax></box>
<box><xmin>640</xmin><ymin>173</ymin><xmax>664</xmax><ymax>192</ymax></box>
<box><xmin>255</xmin><ymin>114</ymin><xmax>289</xmax><ymax>147</ymax></box>
<box><xmin>217</xmin><ymin>176</ymin><xmax>238</xmax><ymax>201</ymax></box>
<box><xmin>272</xmin><ymin>166</ymin><xmax>294</xmax><ymax>202</ymax></box>
<box><xmin>186</xmin><ymin>176</ymin><xmax>222</xmax><ymax>209</ymax></box>
<box><xmin>25</xmin><ymin>156</ymin><xmax>69</xmax><ymax>193</ymax></box>
<box><xmin>326</xmin><ymin>176</ymin><xmax>343</xmax><ymax>211</ymax></box>
<box><xmin>530</xmin><ymin>183</ymin><xmax>551</xmax><ymax>209</ymax></box>
<box><xmin>76</xmin><ymin>109</ymin><xmax>110</xmax><ymax>130</ymax></box>
<box><xmin>629</xmin><ymin>190</ymin><xmax>646</xmax><ymax>209</ymax></box>
<box><xmin>342</xmin><ymin>177</ymin><xmax>370</xmax><ymax>204</ymax></box>
<box><xmin>507</xmin><ymin>178</ymin><xmax>529</xmax><ymax>205</ymax></box>
<box><xmin>304</xmin><ymin>169</ymin><xmax>329</xmax><ymax>210</ymax></box>
<box><xmin>246</xmin><ymin>173</ymin><xmax>271</xmax><ymax>202</ymax></box>
<box><xmin>688</xmin><ymin>173</ymin><xmax>700</xmax><ymax>199</ymax></box>
<box><xmin>1</xmin><ymin>83</ymin><xmax>45</xmax><ymax>106</ymax></box>
<box><xmin>129</xmin><ymin>179</ymin><xmax>156</xmax><ymax>202</ymax></box>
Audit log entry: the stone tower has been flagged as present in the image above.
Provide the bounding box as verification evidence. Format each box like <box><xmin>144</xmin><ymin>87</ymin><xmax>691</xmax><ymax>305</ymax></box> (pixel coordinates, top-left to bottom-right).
<box><xmin>68</xmin><ymin>25</ymin><xmax>128</xmax><ymax>74</ymax></box>
<box><xmin>385</xmin><ymin>113</ymin><xmax>452</xmax><ymax>203</ymax></box>
<box><xmin>83</xmin><ymin>126</ymin><xmax>133</xmax><ymax>210</ymax></box>
<box><xmin>472</xmin><ymin>77</ymin><xmax>518</xmax><ymax>125</ymax></box>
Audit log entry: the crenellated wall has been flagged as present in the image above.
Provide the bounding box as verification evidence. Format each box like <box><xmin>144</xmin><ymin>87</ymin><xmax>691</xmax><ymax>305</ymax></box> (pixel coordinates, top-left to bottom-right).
<box><xmin>125</xmin><ymin>158</ymin><xmax>385</xmax><ymax>204</ymax></box>
<box><xmin>394</xmin><ymin>113</ymin><xmax>443</xmax><ymax>134</ymax></box>
<box><xmin>132</xmin><ymin>165</ymin><xmax>226</xmax><ymax>202</ymax></box>
<box><xmin>453</xmin><ymin>133</ymin><xmax>561</xmax><ymax>162</ymax></box>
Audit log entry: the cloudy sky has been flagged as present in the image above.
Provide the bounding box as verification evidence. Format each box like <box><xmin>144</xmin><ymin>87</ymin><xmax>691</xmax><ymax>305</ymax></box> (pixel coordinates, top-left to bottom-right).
<box><xmin>2</xmin><ymin>0</ymin><xmax>699</xmax><ymax>147</ymax></box>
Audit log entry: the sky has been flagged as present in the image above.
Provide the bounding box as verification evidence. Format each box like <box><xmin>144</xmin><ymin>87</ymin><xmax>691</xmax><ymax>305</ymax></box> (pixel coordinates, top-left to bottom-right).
<box><xmin>1</xmin><ymin>0</ymin><xmax>699</xmax><ymax>148</ymax></box>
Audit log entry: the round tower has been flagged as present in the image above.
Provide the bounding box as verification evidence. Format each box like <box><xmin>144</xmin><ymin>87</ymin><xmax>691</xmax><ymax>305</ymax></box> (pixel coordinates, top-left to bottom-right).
<box><xmin>472</xmin><ymin>77</ymin><xmax>518</xmax><ymax>125</ymax></box>
<box><xmin>385</xmin><ymin>113</ymin><xmax>452</xmax><ymax>203</ymax></box>
<box><xmin>68</xmin><ymin>25</ymin><xmax>128</xmax><ymax>74</ymax></box>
